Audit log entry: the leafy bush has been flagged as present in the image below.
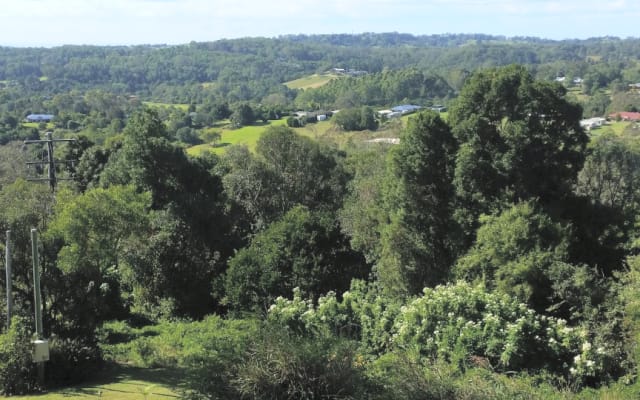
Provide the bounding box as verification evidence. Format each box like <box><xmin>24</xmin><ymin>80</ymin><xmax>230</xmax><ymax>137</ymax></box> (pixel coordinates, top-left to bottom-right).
<box><xmin>47</xmin><ymin>337</ymin><xmax>103</xmax><ymax>386</ymax></box>
<box><xmin>268</xmin><ymin>281</ymin><xmax>624</xmax><ymax>388</ymax></box>
<box><xmin>232</xmin><ymin>326</ymin><xmax>367</xmax><ymax>400</ymax></box>
<box><xmin>0</xmin><ymin>316</ymin><xmax>38</xmax><ymax>395</ymax></box>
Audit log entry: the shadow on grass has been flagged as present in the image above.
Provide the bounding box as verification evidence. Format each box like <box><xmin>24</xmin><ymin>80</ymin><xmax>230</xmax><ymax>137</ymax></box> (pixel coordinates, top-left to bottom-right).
<box><xmin>48</xmin><ymin>362</ymin><xmax>186</xmax><ymax>399</ymax></box>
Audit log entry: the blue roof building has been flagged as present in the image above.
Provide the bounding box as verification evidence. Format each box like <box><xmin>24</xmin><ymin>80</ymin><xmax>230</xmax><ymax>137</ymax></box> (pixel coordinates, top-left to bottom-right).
<box><xmin>391</xmin><ymin>105</ymin><xmax>421</xmax><ymax>114</ymax></box>
<box><xmin>26</xmin><ymin>114</ymin><xmax>54</xmax><ymax>123</ymax></box>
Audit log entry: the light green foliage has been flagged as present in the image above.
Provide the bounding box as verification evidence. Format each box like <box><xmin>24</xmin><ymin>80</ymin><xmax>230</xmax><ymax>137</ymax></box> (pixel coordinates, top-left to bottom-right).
<box><xmin>455</xmin><ymin>202</ymin><xmax>571</xmax><ymax>312</ymax></box>
<box><xmin>0</xmin><ymin>316</ymin><xmax>38</xmax><ymax>395</ymax></box>
<box><xmin>47</xmin><ymin>185</ymin><xmax>151</xmax><ymax>326</ymax></box>
<box><xmin>49</xmin><ymin>185</ymin><xmax>151</xmax><ymax>274</ymax></box>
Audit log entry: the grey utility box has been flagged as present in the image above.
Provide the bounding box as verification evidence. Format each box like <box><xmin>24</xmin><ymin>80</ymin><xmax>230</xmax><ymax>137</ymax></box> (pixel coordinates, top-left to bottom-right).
<box><xmin>32</xmin><ymin>339</ymin><xmax>49</xmax><ymax>363</ymax></box>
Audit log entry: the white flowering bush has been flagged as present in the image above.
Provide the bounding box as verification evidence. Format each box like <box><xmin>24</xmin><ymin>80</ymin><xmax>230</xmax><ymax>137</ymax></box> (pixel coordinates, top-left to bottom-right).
<box><xmin>267</xmin><ymin>281</ymin><xmax>620</xmax><ymax>386</ymax></box>
<box><xmin>393</xmin><ymin>282</ymin><xmax>605</xmax><ymax>378</ymax></box>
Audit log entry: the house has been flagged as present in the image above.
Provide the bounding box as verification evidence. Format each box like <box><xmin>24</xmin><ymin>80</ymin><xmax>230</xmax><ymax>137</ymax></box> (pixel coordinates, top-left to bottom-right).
<box><xmin>554</xmin><ymin>76</ymin><xmax>566</xmax><ymax>83</ymax></box>
<box><xmin>580</xmin><ymin>117</ymin><xmax>606</xmax><ymax>130</ymax></box>
<box><xmin>25</xmin><ymin>114</ymin><xmax>54</xmax><ymax>123</ymax></box>
<box><xmin>609</xmin><ymin>112</ymin><xmax>640</xmax><ymax>121</ymax></box>
<box><xmin>430</xmin><ymin>105</ymin><xmax>447</xmax><ymax>112</ymax></box>
<box><xmin>573</xmin><ymin>77</ymin><xmax>583</xmax><ymax>85</ymax></box>
<box><xmin>391</xmin><ymin>104</ymin><xmax>422</xmax><ymax>115</ymax></box>
<box><xmin>317</xmin><ymin>114</ymin><xmax>327</xmax><ymax>121</ymax></box>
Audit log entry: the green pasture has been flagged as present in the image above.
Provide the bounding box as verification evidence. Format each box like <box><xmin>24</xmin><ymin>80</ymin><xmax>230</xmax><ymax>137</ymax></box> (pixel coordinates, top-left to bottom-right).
<box><xmin>188</xmin><ymin>118</ymin><xmax>288</xmax><ymax>156</ymax></box>
<box><xmin>285</xmin><ymin>74</ymin><xmax>339</xmax><ymax>89</ymax></box>
<box><xmin>22</xmin><ymin>122</ymin><xmax>54</xmax><ymax>130</ymax></box>
<box><xmin>187</xmin><ymin>114</ymin><xmax>407</xmax><ymax>157</ymax></box>
<box><xmin>143</xmin><ymin>101</ymin><xmax>189</xmax><ymax>111</ymax></box>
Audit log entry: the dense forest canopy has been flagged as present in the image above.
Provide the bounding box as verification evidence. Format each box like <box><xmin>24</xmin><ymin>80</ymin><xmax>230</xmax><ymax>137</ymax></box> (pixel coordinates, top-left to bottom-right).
<box><xmin>2</xmin><ymin>33</ymin><xmax>640</xmax><ymax>398</ymax></box>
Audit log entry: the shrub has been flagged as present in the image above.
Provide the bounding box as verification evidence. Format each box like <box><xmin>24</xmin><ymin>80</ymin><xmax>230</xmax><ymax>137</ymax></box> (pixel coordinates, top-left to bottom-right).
<box><xmin>47</xmin><ymin>337</ymin><xmax>103</xmax><ymax>386</ymax></box>
<box><xmin>268</xmin><ymin>281</ymin><xmax>622</xmax><ymax>388</ymax></box>
<box><xmin>232</xmin><ymin>326</ymin><xmax>366</xmax><ymax>400</ymax></box>
<box><xmin>0</xmin><ymin>316</ymin><xmax>38</xmax><ymax>395</ymax></box>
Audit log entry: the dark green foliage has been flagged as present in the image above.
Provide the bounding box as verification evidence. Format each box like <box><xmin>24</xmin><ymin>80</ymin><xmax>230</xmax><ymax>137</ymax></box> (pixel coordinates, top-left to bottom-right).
<box><xmin>223</xmin><ymin>126</ymin><xmax>349</xmax><ymax>231</ymax></box>
<box><xmin>225</xmin><ymin>206</ymin><xmax>368</xmax><ymax>313</ymax></box>
<box><xmin>449</xmin><ymin>65</ymin><xmax>588</xmax><ymax>244</ymax></box>
<box><xmin>333</xmin><ymin>106</ymin><xmax>378</xmax><ymax>131</ymax></box>
<box><xmin>576</xmin><ymin>133</ymin><xmax>640</xmax><ymax>214</ymax></box>
<box><xmin>339</xmin><ymin>146</ymin><xmax>390</xmax><ymax>264</ymax></box>
<box><xmin>125</xmin><ymin>211</ymin><xmax>222</xmax><ymax>319</ymax></box>
<box><xmin>230</xmin><ymin>103</ymin><xmax>255</xmax><ymax>127</ymax></box>
<box><xmin>47</xmin><ymin>337</ymin><xmax>103</xmax><ymax>386</ymax></box>
<box><xmin>0</xmin><ymin>316</ymin><xmax>38</xmax><ymax>395</ymax></box>
<box><xmin>378</xmin><ymin>111</ymin><xmax>458</xmax><ymax>294</ymax></box>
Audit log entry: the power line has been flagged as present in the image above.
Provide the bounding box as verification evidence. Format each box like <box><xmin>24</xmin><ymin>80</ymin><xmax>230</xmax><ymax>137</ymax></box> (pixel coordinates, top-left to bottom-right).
<box><xmin>23</xmin><ymin>131</ymin><xmax>77</xmax><ymax>191</ymax></box>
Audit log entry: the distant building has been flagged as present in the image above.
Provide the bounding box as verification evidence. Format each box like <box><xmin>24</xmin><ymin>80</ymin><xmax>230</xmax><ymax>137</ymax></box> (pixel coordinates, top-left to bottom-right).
<box><xmin>573</xmin><ymin>77</ymin><xmax>583</xmax><ymax>85</ymax></box>
<box><xmin>580</xmin><ymin>117</ymin><xmax>606</xmax><ymax>130</ymax></box>
<box><xmin>366</xmin><ymin>138</ymin><xmax>400</xmax><ymax>144</ymax></box>
<box><xmin>392</xmin><ymin>104</ymin><xmax>422</xmax><ymax>114</ymax></box>
<box><xmin>378</xmin><ymin>109</ymin><xmax>402</xmax><ymax>119</ymax></box>
<box><xmin>554</xmin><ymin>76</ymin><xmax>566</xmax><ymax>83</ymax></box>
<box><xmin>25</xmin><ymin>114</ymin><xmax>54</xmax><ymax>123</ymax></box>
<box><xmin>317</xmin><ymin>114</ymin><xmax>327</xmax><ymax>121</ymax></box>
<box><xmin>430</xmin><ymin>105</ymin><xmax>447</xmax><ymax>112</ymax></box>
<box><xmin>609</xmin><ymin>112</ymin><xmax>640</xmax><ymax>121</ymax></box>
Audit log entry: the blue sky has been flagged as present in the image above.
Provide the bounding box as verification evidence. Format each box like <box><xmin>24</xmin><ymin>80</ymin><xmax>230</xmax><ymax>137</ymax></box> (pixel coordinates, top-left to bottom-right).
<box><xmin>0</xmin><ymin>0</ymin><xmax>637</xmax><ymax>47</ymax></box>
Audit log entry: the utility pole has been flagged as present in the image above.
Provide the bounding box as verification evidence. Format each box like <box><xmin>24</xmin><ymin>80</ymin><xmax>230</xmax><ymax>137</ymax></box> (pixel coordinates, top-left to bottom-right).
<box><xmin>5</xmin><ymin>230</ymin><xmax>11</xmax><ymax>329</ymax></box>
<box><xmin>31</xmin><ymin>229</ymin><xmax>47</xmax><ymax>386</ymax></box>
<box><xmin>23</xmin><ymin>131</ymin><xmax>76</xmax><ymax>191</ymax></box>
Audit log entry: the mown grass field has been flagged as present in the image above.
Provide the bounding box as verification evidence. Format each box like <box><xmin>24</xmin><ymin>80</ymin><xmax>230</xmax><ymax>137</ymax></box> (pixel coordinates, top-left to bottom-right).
<box><xmin>5</xmin><ymin>364</ymin><xmax>182</xmax><ymax>400</ymax></box>
<box><xmin>284</xmin><ymin>73</ymin><xmax>340</xmax><ymax>89</ymax></box>
<box><xmin>143</xmin><ymin>101</ymin><xmax>190</xmax><ymax>111</ymax></box>
<box><xmin>187</xmin><ymin>119</ymin><xmax>287</xmax><ymax>156</ymax></box>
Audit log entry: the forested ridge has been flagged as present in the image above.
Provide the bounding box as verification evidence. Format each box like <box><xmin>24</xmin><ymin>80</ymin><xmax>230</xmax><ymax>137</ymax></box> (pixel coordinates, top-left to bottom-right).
<box><xmin>2</xmin><ymin>34</ymin><xmax>640</xmax><ymax>398</ymax></box>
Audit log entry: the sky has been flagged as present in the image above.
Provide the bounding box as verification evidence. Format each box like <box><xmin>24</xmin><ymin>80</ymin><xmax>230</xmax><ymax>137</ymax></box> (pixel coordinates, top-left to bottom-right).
<box><xmin>0</xmin><ymin>0</ymin><xmax>637</xmax><ymax>47</ymax></box>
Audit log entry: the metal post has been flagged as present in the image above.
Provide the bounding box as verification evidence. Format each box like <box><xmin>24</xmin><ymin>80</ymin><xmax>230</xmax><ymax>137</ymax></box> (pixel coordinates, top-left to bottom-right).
<box><xmin>30</xmin><ymin>228</ymin><xmax>43</xmax><ymax>338</ymax></box>
<box><xmin>5</xmin><ymin>230</ymin><xmax>11</xmax><ymax>328</ymax></box>
<box><xmin>30</xmin><ymin>228</ymin><xmax>45</xmax><ymax>385</ymax></box>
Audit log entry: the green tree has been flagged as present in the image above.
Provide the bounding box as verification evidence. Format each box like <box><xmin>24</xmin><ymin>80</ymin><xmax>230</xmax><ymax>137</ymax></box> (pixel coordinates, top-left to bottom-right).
<box><xmin>48</xmin><ymin>186</ymin><xmax>151</xmax><ymax>325</ymax></box>
<box><xmin>224</xmin><ymin>206</ymin><xmax>367</xmax><ymax>313</ymax></box>
<box><xmin>378</xmin><ymin>111</ymin><xmax>458</xmax><ymax>294</ymax></box>
<box><xmin>333</xmin><ymin>107</ymin><xmax>377</xmax><ymax>131</ymax></box>
<box><xmin>100</xmin><ymin>109</ymin><xmax>234</xmax><ymax>318</ymax></box>
<box><xmin>223</xmin><ymin>127</ymin><xmax>348</xmax><ymax>231</ymax></box>
<box><xmin>339</xmin><ymin>145</ymin><xmax>390</xmax><ymax>264</ymax></box>
<box><xmin>454</xmin><ymin>201</ymin><xmax>603</xmax><ymax>319</ymax></box>
<box><xmin>230</xmin><ymin>103</ymin><xmax>254</xmax><ymax>128</ymax></box>
<box><xmin>449</xmin><ymin>65</ymin><xmax>587</xmax><ymax>243</ymax></box>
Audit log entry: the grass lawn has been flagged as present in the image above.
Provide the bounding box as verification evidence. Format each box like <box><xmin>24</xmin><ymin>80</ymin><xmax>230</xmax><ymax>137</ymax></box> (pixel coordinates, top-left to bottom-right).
<box><xmin>284</xmin><ymin>74</ymin><xmax>340</xmax><ymax>90</ymax></box>
<box><xmin>143</xmin><ymin>101</ymin><xmax>189</xmax><ymax>111</ymax></box>
<box><xmin>5</xmin><ymin>364</ymin><xmax>183</xmax><ymax>400</ymax></box>
<box><xmin>188</xmin><ymin>119</ymin><xmax>287</xmax><ymax>156</ymax></box>
<box><xmin>22</xmin><ymin>122</ymin><xmax>54</xmax><ymax>130</ymax></box>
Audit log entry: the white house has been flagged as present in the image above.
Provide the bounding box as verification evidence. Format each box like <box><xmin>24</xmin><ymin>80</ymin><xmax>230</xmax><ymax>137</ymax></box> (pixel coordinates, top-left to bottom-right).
<box><xmin>580</xmin><ymin>117</ymin><xmax>606</xmax><ymax>130</ymax></box>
